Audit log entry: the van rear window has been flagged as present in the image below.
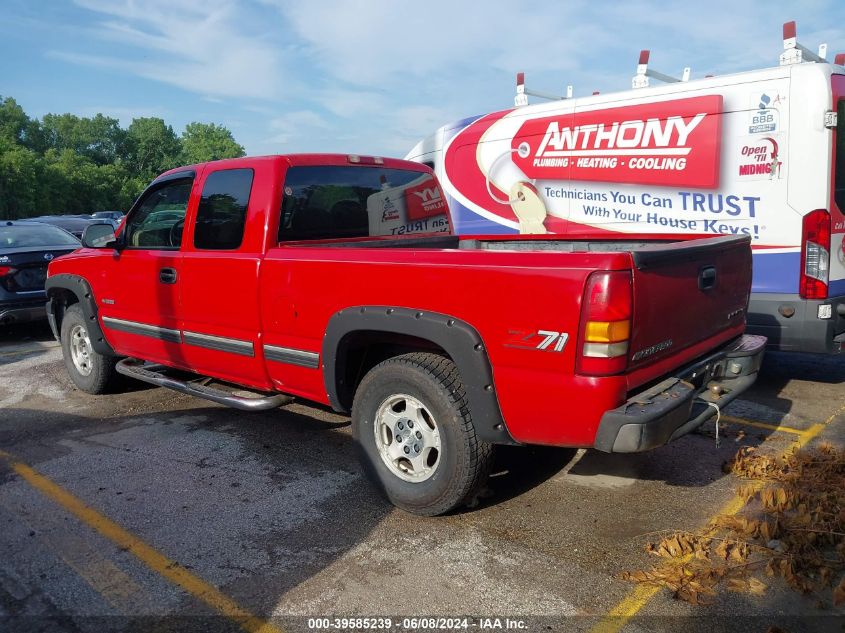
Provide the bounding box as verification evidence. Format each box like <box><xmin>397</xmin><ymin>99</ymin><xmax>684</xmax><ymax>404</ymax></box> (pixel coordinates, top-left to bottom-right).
<box><xmin>836</xmin><ymin>98</ymin><xmax>845</xmax><ymax>213</ymax></box>
<box><xmin>279</xmin><ymin>166</ymin><xmax>450</xmax><ymax>242</ymax></box>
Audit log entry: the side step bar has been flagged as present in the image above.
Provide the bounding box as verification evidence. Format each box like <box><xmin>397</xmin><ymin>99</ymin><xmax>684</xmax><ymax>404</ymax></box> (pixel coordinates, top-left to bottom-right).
<box><xmin>116</xmin><ymin>358</ymin><xmax>292</xmax><ymax>411</ymax></box>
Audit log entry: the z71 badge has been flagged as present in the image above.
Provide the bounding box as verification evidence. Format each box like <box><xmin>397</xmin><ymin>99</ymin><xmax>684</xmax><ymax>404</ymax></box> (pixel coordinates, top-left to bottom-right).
<box><xmin>505</xmin><ymin>329</ymin><xmax>569</xmax><ymax>352</ymax></box>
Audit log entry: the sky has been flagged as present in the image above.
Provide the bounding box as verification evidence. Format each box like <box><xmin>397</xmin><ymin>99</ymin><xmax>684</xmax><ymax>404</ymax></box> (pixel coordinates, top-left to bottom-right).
<box><xmin>2</xmin><ymin>0</ymin><xmax>844</xmax><ymax>158</ymax></box>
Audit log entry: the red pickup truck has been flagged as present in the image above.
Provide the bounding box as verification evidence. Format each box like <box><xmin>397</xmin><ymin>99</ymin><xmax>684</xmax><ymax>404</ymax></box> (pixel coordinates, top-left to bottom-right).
<box><xmin>45</xmin><ymin>154</ymin><xmax>765</xmax><ymax>515</ymax></box>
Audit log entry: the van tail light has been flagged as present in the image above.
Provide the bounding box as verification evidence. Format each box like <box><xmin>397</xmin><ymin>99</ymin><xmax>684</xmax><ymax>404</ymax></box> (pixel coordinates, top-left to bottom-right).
<box><xmin>577</xmin><ymin>270</ymin><xmax>632</xmax><ymax>376</ymax></box>
<box><xmin>0</xmin><ymin>266</ymin><xmax>16</xmax><ymax>277</ymax></box>
<box><xmin>799</xmin><ymin>209</ymin><xmax>830</xmax><ymax>300</ymax></box>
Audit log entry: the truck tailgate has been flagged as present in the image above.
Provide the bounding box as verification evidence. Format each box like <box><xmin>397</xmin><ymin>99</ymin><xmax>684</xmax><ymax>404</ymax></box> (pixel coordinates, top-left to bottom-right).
<box><xmin>627</xmin><ymin>235</ymin><xmax>751</xmax><ymax>372</ymax></box>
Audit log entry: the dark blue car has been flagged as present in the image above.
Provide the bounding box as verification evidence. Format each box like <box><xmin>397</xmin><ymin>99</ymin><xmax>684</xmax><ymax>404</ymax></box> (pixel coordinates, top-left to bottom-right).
<box><xmin>0</xmin><ymin>221</ymin><xmax>80</xmax><ymax>325</ymax></box>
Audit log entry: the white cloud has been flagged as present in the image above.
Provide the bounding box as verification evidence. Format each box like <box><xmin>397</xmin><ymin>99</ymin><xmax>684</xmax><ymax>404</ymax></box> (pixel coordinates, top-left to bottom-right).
<box><xmin>313</xmin><ymin>88</ymin><xmax>388</xmax><ymax>118</ymax></box>
<box><xmin>273</xmin><ymin>0</ymin><xmax>599</xmax><ymax>85</ymax></box>
<box><xmin>38</xmin><ymin>0</ymin><xmax>845</xmax><ymax>159</ymax></box>
<box><xmin>267</xmin><ymin>110</ymin><xmax>330</xmax><ymax>144</ymax></box>
<box><xmin>270</xmin><ymin>0</ymin><xmax>843</xmax><ymax>92</ymax></box>
<box><xmin>61</xmin><ymin>0</ymin><xmax>290</xmax><ymax>99</ymax></box>
<box><xmin>76</xmin><ymin>105</ymin><xmax>168</xmax><ymax>125</ymax></box>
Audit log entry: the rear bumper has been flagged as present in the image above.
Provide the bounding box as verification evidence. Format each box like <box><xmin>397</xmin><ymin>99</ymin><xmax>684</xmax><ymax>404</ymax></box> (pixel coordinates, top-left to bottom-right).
<box><xmin>0</xmin><ymin>300</ymin><xmax>48</xmax><ymax>325</ymax></box>
<box><xmin>747</xmin><ymin>293</ymin><xmax>845</xmax><ymax>354</ymax></box>
<box><xmin>594</xmin><ymin>334</ymin><xmax>766</xmax><ymax>453</ymax></box>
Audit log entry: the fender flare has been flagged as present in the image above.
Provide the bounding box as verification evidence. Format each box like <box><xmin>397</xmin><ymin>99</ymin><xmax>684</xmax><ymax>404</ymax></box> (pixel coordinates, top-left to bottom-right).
<box><xmin>322</xmin><ymin>306</ymin><xmax>516</xmax><ymax>445</ymax></box>
<box><xmin>44</xmin><ymin>274</ymin><xmax>117</xmax><ymax>356</ymax></box>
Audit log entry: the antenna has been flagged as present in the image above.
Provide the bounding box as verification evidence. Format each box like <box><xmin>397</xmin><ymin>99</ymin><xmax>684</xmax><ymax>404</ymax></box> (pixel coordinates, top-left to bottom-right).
<box><xmin>779</xmin><ymin>20</ymin><xmax>828</xmax><ymax>65</ymax></box>
<box><xmin>632</xmin><ymin>50</ymin><xmax>690</xmax><ymax>89</ymax></box>
<box><xmin>514</xmin><ymin>72</ymin><xmax>573</xmax><ymax>107</ymax></box>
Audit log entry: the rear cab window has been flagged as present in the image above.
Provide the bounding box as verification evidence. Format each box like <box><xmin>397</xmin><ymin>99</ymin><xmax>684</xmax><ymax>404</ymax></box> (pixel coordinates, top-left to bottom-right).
<box><xmin>279</xmin><ymin>166</ymin><xmax>449</xmax><ymax>242</ymax></box>
<box><xmin>194</xmin><ymin>169</ymin><xmax>254</xmax><ymax>250</ymax></box>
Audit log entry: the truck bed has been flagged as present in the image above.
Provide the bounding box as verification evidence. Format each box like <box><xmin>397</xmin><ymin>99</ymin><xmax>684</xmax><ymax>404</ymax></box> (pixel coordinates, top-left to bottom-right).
<box><xmin>310</xmin><ymin>232</ymin><xmax>732</xmax><ymax>260</ymax></box>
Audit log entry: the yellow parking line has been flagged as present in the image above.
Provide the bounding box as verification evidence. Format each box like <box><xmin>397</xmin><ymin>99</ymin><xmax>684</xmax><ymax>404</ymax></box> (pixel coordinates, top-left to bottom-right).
<box><xmin>47</xmin><ymin>532</ymin><xmax>147</xmax><ymax>610</ymax></box>
<box><xmin>824</xmin><ymin>403</ymin><xmax>845</xmax><ymax>426</ymax></box>
<box><xmin>0</xmin><ymin>449</ymin><xmax>283</xmax><ymax>633</ymax></box>
<box><xmin>589</xmin><ymin>420</ymin><xmax>827</xmax><ymax>633</ymax></box>
<box><xmin>720</xmin><ymin>414</ymin><xmax>804</xmax><ymax>435</ymax></box>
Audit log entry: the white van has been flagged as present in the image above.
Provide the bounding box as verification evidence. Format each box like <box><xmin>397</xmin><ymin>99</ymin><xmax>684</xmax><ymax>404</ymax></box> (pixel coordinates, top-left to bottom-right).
<box><xmin>407</xmin><ymin>24</ymin><xmax>845</xmax><ymax>354</ymax></box>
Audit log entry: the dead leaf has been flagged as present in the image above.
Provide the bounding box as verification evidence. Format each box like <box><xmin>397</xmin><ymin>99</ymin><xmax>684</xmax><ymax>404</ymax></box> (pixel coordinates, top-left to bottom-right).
<box><xmin>748</xmin><ymin>577</ymin><xmax>767</xmax><ymax>596</ymax></box>
<box><xmin>624</xmin><ymin>444</ymin><xmax>844</xmax><ymax>608</ymax></box>
<box><xmin>833</xmin><ymin>578</ymin><xmax>845</xmax><ymax>606</ymax></box>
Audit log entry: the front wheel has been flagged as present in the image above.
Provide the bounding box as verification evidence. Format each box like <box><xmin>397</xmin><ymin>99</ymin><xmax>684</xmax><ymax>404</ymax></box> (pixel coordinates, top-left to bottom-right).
<box><xmin>60</xmin><ymin>304</ymin><xmax>118</xmax><ymax>394</ymax></box>
<box><xmin>352</xmin><ymin>352</ymin><xmax>493</xmax><ymax>516</ymax></box>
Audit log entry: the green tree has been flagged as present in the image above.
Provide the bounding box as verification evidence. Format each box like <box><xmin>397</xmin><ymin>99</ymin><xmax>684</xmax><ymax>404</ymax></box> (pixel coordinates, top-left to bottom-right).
<box><xmin>125</xmin><ymin>117</ymin><xmax>181</xmax><ymax>179</ymax></box>
<box><xmin>0</xmin><ymin>96</ymin><xmax>30</xmax><ymax>145</ymax></box>
<box><xmin>0</xmin><ymin>98</ymin><xmax>246</xmax><ymax>219</ymax></box>
<box><xmin>0</xmin><ymin>143</ymin><xmax>42</xmax><ymax>218</ymax></box>
<box><xmin>40</xmin><ymin>113</ymin><xmax>126</xmax><ymax>165</ymax></box>
<box><xmin>180</xmin><ymin>122</ymin><xmax>245</xmax><ymax>164</ymax></box>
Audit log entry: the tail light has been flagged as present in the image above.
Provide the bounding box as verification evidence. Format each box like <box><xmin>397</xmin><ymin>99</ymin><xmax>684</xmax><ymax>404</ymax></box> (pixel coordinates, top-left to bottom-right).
<box><xmin>0</xmin><ymin>266</ymin><xmax>16</xmax><ymax>291</ymax></box>
<box><xmin>799</xmin><ymin>209</ymin><xmax>830</xmax><ymax>300</ymax></box>
<box><xmin>577</xmin><ymin>270</ymin><xmax>632</xmax><ymax>376</ymax></box>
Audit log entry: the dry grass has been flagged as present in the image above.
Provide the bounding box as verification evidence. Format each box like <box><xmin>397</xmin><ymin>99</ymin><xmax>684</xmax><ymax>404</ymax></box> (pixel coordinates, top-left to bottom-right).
<box><xmin>621</xmin><ymin>442</ymin><xmax>845</xmax><ymax>607</ymax></box>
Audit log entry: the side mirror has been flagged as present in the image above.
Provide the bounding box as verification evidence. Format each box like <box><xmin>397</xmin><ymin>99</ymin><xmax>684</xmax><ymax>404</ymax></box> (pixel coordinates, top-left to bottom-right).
<box><xmin>82</xmin><ymin>222</ymin><xmax>118</xmax><ymax>249</ymax></box>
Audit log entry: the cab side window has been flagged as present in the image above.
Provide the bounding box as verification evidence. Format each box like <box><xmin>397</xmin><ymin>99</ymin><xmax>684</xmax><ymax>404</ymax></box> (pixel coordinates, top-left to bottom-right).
<box><xmin>194</xmin><ymin>169</ymin><xmax>254</xmax><ymax>250</ymax></box>
<box><xmin>124</xmin><ymin>178</ymin><xmax>193</xmax><ymax>249</ymax></box>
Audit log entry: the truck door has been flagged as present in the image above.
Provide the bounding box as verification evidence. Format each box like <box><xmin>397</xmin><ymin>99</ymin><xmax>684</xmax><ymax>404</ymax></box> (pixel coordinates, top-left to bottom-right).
<box><xmin>98</xmin><ymin>172</ymin><xmax>196</xmax><ymax>366</ymax></box>
<box><xmin>178</xmin><ymin>165</ymin><xmax>271</xmax><ymax>389</ymax></box>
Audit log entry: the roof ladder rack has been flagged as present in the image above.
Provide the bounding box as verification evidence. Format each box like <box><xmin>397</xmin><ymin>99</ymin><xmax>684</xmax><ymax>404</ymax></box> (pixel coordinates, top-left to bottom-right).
<box><xmin>780</xmin><ymin>20</ymin><xmax>828</xmax><ymax>66</ymax></box>
<box><xmin>515</xmin><ymin>72</ymin><xmax>573</xmax><ymax>107</ymax></box>
<box><xmin>632</xmin><ymin>50</ymin><xmax>690</xmax><ymax>89</ymax></box>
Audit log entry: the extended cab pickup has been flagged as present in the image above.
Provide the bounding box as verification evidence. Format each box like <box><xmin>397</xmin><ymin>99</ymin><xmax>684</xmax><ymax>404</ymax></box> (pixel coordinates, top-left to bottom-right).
<box><xmin>45</xmin><ymin>154</ymin><xmax>765</xmax><ymax>515</ymax></box>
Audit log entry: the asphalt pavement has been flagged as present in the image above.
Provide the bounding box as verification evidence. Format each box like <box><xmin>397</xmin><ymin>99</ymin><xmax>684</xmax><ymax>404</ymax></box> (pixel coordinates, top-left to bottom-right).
<box><xmin>0</xmin><ymin>320</ymin><xmax>843</xmax><ymax>633</ymax></box>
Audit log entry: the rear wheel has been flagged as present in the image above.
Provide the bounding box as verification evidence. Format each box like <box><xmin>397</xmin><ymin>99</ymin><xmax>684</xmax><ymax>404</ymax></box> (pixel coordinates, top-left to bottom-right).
<box><xmin>60</xmin><ymin>304</ymin><xmax>117</xmax><ymax>394</ymax></box>
<box><xmin>352</xmin><ymin>352</ymin><xmax>493</xmax><ymax>516</ymax></box>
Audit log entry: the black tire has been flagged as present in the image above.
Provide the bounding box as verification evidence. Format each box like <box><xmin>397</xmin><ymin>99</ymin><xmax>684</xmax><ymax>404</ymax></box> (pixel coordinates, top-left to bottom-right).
<box><xmin>60</xmin><ymin>304</ymin><xmax>118</xmax><ymax>394</ymax></box>
<box><xmin>352</xmin><ymin>352</ymin><xmax>494</xmax><ymax>516</ymax></box>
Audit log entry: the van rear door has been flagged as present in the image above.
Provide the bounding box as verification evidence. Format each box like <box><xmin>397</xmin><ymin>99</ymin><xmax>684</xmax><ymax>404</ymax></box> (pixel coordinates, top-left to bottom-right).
<box><xmin>830</xmin><ymin>75</ymin><xmax>845</xmax><ymax>298</ymax></box>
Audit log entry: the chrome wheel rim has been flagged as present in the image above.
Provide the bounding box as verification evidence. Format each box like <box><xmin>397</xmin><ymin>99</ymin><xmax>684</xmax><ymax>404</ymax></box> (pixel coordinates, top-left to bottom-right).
<box><xmin>373</xmin><ymin>394</ymin><xmax>441</xmax><ymax>483</ymax></box>
<box><xmin>69</xmin><ymin>324</ymin><xmax>93</xmax><ymax>377</ymax></box>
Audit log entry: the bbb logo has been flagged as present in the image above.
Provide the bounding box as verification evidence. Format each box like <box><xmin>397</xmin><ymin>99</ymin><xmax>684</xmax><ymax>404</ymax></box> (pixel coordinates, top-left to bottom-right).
<box><xmin>749</xmin><ymin>95</ymin><xmax>778</xmax><ymax>134</ymax></box>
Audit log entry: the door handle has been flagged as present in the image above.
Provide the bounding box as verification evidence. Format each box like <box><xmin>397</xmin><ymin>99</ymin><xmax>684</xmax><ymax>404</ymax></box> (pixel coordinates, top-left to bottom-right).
<box><xmin>159</xmin><ymin>268</ymin><xmax>178</xmax><ymax>284</ymax></box>
<box><xmin>698</xmin><ymin>266</ymin><xmax>717</xmax><ymax>291</ymax></box>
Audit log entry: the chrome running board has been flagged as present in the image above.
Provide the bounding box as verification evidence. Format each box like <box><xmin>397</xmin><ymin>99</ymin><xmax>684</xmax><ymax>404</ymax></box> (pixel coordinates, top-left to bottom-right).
<box><xmin>116</xmin><ymin>358</ymin><xmax>292</xmax><ymax>411</ymax></box>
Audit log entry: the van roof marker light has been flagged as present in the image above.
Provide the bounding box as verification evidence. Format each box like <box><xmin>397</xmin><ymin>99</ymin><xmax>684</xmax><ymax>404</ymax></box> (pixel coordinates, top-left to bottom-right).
<box><xmin>632</xmin><ymin>49</ymin><xmax>690</xmax><ymax>89</ymax></box>
<box><xmin>514</xmin><ymin>72</ymin><xmax>572</xmax><ymax>108</ymax></box>
<box><xmin>780</xmin><ymin>20</ymin><xmax>828</xmax><ymax>66</ymax></box>
<box><xmin>508</xmin><ymin>21</ymin><xmax>839</xmax><ymax>109</ymax></box>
